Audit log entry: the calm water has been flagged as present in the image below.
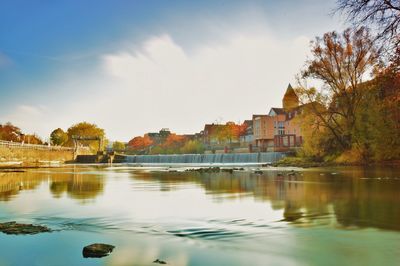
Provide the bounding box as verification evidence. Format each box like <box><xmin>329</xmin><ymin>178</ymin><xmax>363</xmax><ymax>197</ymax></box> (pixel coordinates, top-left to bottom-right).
<box><xmin>0</xmin><ymin>165</ymin><xmax>400</xmax><ymax>266</ymax></box>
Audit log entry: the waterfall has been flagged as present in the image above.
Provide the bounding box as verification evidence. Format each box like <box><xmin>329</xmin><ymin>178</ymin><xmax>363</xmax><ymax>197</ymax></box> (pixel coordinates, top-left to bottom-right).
<box><xmin>122</xmin><ymin>152</ymin><xmax>285</xmax><ymax>165</ymax></box>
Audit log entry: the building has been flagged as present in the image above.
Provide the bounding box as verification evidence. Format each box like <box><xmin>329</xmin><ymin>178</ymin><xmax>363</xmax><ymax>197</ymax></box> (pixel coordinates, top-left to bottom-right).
<box><xmin>147</xmin><ymin>128</ymin><xmax>171</xmax><ymax>144</ymax></box>
<box><xmin>203</xmin><ymin>124</ymin><xmax>225</xmax><ymax>146</ymax></box>
<box><xmin>253</xmin><ymin>84</ymin><xmax>303</xmax><ymax>152</ymax></box>
<box><xmin>239</xmin><ymin>120</ymin><xmax>254</xmax><ymax>145</ymax></box>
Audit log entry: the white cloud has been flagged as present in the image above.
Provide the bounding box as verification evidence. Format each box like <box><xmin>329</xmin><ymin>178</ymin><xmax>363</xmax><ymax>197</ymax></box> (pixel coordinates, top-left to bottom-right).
<box><xmin>1</xmin><ymin>31</ymin><xmax>310</xmax><ymax>141</ymax></box>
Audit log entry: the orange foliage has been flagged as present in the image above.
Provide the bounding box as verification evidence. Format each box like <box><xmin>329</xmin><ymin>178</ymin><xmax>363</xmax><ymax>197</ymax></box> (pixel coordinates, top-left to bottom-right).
<box><xmin>24</xmin><ymin>134</ymin><xmax>43</xmax><ymax>145</ymax></box>
<box><xmin>128</xmin><ymin>134</ymin><xmax>153</xmax><ymax>150</ymax></box>
<box><xmin>0</xmin><ymin>123</ymin><xmax>22</xmax><ymax>142</ymax></box>
<box><xmin>162</xmin><ymin>133</ymin><xmax>186</xmax><ymax>148</ymax></box>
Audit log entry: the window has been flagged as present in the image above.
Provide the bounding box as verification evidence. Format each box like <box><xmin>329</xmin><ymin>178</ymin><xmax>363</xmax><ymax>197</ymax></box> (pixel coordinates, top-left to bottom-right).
<box><xmin>283</xmin><ymin>136</ymin><xmax>288</xmax><ymax>146</ymax></box>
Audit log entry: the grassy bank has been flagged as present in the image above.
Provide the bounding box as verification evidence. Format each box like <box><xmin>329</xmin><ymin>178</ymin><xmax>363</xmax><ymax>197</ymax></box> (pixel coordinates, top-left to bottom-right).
<box><xmin>273</xmin><ymin>156</ymin><xmax>400</xmax><ymax>168</ymax></box>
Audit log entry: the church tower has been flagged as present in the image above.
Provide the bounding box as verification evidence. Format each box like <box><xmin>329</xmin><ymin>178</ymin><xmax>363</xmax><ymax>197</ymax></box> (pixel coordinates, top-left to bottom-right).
<box><xmin>282</xmin><ymin>83</ymin><xmax>299</xmax><ymax>111</ymax></box>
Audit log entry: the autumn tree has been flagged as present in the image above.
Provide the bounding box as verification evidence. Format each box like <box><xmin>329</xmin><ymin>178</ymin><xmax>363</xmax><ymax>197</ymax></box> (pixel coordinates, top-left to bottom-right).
<box><xmin>24</xmin><ymin>134</ymin><xmax>43</xmax><ymax>145</ymax></box>
<box><xmin>161</xmin><ymin>133</ymin><xmax>186</xmax><ymax>153</ymax></box>
<box><xmin>299</xmin><ymin>27</ymin><xmax>378</xmax><ymax>155</ymax></box>
<box><xmin>66</xmin><ymin>122</ymin><xmax>106</xmax><ymax>152</ymax></box>
<box><xmin>353</xmin><ymin>72</ymin><xmax>400</xmax><ymax>160</ymax></box>
<box><xmin>210</xmin><ymin>122</ymin><xmax>242</xmax><ymax>144</ymax></box>
<box><xmin>0</xmin><ymin>122</ymin><xmax>22</xmax><ymax>142</ymax></box>
<box><xmin>50</xmin><ymin>128</ymin><xmax>68</xmax><ymax>146</ymax></box>
<box><xmin>127</xmin><ymin>134</ymin><xmax>153</xmax><ymax>152</ymax></box>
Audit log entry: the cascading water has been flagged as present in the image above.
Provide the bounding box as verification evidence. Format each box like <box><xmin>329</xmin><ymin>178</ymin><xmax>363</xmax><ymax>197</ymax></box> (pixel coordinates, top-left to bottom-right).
<box><xmin>122</xmin><ymin>152</ymin><xmax>285</xmax><ymax>166</ymax></box>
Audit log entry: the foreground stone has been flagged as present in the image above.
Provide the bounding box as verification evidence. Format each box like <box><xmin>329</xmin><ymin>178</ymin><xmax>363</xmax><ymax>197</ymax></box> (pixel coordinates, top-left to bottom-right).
<box><xmin>82</xmin><ymin>243</ymin><xmax>115</xmax><ymax>258</ymax></box>
<box><xmin>0</xmin><ymin>221</ymin><xmax>51</xmax><ymax>235</ymax></box>
<box><xmin>153</xmin><ymin>259</ymin><xmax>167</xmax><ymax>264</ymax></box>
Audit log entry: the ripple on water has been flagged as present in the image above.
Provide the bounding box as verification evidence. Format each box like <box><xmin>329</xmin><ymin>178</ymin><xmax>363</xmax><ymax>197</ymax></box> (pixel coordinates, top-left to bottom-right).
<box><xmin>167</xmin><ymin>227</ymin><xmax>248</xmax><ymax>240</ymax></box>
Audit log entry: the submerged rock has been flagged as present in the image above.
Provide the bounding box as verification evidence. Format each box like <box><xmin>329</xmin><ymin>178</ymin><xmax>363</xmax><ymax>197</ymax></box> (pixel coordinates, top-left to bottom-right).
<box><xmin>153</xmin><ymin>259</ymin><xmax>167</xmax><ymax>264</ymax></box>
<box><xmin>221</xmin><ymin>168</ymin><xmax>234</xmax><ymax>174</ymax></box>
<box><xmin>82</xmin><ymin>243</ymin><xmax>115</xmax><ymax>258</ymax></box>
<box><xmin>0</xmin><ymin>221</ymin><xmax>51</xmax><ymax>235</ymax></box>
<box><xmin>186</xmin><ymin>167</ymin><xmax>221</xmax><ymax>173</ymax></box>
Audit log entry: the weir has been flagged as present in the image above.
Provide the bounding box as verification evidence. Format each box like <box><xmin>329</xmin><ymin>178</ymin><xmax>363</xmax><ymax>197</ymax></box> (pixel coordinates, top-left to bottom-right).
<box><xmin>121</xmin><ymin>152</ymin><xmax>286</xmax><ymax>165</ymax></box>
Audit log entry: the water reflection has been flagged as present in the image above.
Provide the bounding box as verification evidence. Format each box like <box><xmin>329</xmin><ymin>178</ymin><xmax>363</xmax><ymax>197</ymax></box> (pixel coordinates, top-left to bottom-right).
<box><xmin>0</xmin><ymin>166</ymin><xmax>400</xmax><ymax>266</ymax></box>
<box><xmin>1</xmin><ymin>166</ymin><xmax>399</xmax><ymax>232</ymax></box>
<box><xmin>0</xmin><ymin>167</ymin><xmax>104</xmax><ymax>202</ymax></box>
<box><xmin>132</xmin><ymin>167</ymin><xmax>400</xmax><ymax>231</ymax></box>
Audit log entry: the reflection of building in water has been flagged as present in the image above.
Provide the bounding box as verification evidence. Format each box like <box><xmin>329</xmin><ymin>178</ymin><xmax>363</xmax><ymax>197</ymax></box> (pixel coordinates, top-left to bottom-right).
<box><xmin>139</xmin><ymin>169</ymin><xmax>400</xmax><ymax>231</ymax></box>
<box><xmin>0</xmin><ymin>168</ymin><xmax>104</xmax><ymax>202</ymax></box>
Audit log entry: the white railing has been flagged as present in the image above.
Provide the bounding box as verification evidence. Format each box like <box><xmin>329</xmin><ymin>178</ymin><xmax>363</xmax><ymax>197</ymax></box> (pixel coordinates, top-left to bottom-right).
<box><xmin>0</xmin><ymin>140</ymin><xmax>74</xmax><ymax>151</ymax></box>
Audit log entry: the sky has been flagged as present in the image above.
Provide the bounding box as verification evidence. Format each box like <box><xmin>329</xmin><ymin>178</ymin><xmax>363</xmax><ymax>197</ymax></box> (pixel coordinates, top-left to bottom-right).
<box><xmin>0</xmin><ymin>0</ymin><xmax>345</xmax><ymax>141</ymax></box>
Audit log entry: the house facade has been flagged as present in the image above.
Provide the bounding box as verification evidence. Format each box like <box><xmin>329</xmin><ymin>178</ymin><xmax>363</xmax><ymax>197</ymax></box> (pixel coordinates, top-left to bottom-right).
<box><xmin>253</xmin><ymin>84</ymin><xmax>303</xmax><ymax>152</ymax></box>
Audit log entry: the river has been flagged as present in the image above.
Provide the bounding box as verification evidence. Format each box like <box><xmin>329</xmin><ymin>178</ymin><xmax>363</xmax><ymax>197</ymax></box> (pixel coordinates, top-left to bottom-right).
<box><xmin>0</xmin><ymin>165</ymin><xmax>399</xmax><ymax>266</ymax></box>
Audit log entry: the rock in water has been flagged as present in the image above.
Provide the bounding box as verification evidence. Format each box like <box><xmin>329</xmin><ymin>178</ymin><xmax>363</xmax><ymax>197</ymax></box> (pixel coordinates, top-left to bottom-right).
<box><xmin>153</xmin><ymin>259</ymin><xmax>167</xmax><ymax>264</ymax></box>
<box><xmin>0</xmin><ymin>221</ymin><xmax>51</xmax><ymax>235</ymax></box>
<box><xmin>82</xmin><ymin>243</ymin><xmax>115</xmax><ymax>258</ymax></box>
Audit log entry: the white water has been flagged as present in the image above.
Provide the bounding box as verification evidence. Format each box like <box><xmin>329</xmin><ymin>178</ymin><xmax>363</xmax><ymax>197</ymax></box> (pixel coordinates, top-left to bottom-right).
<box><xmin>123</xmin><ymin>152</ymin><xmax>285</xmax><ymax>165</ymax></box>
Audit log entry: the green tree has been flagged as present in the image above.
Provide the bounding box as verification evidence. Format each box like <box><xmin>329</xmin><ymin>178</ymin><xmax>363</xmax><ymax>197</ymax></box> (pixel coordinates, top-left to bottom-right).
<box><xmin>112</xmin><ymin>141</ymin><xmax>126</xmax><ymax>151</ymax></box>
<box><xmin>50</xmin><ymin>128</ymin><xmax>68</xmax><ymax>146</ymax></box>
<box><xmin>180</xmin><ymin>140</ymin><xmax>205</xmax><ymax>154</ymax></box>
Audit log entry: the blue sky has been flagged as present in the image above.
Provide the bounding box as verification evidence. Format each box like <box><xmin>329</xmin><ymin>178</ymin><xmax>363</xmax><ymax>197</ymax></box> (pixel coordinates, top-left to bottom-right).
<box><xmin>0</xmin><ymin>0</ymin><xmax>343</xmax><ymax>141</ymax></box>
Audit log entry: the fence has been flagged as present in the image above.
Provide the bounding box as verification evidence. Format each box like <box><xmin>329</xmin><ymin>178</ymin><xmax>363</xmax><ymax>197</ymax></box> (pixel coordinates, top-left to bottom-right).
<box><xmin>0</xmin><ymin>140</ymin><xmax>74</xmax><ymax>151</ymax></box>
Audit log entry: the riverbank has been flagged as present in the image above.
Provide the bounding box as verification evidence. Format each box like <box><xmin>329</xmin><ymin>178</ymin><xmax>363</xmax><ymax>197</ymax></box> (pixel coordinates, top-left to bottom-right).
<box><xmin>0</xmin><ymin>143</ymin><xmax>74</xmax><ymax>164</ymax></box>
<box><xmin>272</xmin><ymin>156</ymin><xmax>400</xmax><ymax>168</ymax></box>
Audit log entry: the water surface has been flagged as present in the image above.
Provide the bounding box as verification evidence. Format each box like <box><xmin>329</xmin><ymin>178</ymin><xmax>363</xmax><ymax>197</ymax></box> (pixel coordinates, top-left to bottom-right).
<box><xmin>0</xmin><ymin>165</ymin><xmax>399</xmax><ymax>266</ymax></box>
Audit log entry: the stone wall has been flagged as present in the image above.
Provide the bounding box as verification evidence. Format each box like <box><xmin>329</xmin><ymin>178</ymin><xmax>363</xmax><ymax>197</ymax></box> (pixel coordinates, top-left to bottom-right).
<box><xmin>0</xmin><ymin>146</ymin><xmax>74</xmax><ymax>165</ymax></box>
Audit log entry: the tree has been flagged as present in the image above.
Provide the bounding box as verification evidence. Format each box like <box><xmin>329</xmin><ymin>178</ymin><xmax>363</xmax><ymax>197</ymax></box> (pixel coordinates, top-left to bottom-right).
<box><xmin>162</xmin><ymin>134</ymin><xmax>186</xmax><ymax>152</ymax></box>
<box><xmin>66</xmin><ymin>122</ymin><xmax>106</xmax><ymax>152</ymax></box>
<box><xmin>300</xmin><ymin>27</ymin><xmax>378</xmax><ymax>152</ymax></box>
<box><xmin>127</xmin><ymin>134</ymin><xmax>153</xmax><ymax>152</ymax></box>
<box><xmin>336</xmin><ymin>0</ymin><xmax>400</xmax><ymax>47</ymax></box>
<box><xmin>24</xmin><ymin>134</ymin><xmax>43</xmax><ymax>145</ymax></box>
<box><xmin>50</xmin><ymin>128</ymin><xmax>68</xmax><ymax>146</ymax></box>
<box><xmin>112</xmin><ymin>141</ymin><xmax>126</xmax><ymax>151</ymax></box>
<box><xmin>210</xmin><ymin>122</ymin><xmax>241</xmax><ymax>144</ymax></box>
<box><xmin>336</xmin><ymin>0</ymin><xmax>400</xmax><ymax>67</ymax></box>
<box><xmin>0</xmin><ymin>122</ymin><xmax>22</xmax><ymax>142</ymax></box>
<box><xmin>180</xmin><ymin>140</ymin><xmax>205</xmax><ymax>154</ymax></box>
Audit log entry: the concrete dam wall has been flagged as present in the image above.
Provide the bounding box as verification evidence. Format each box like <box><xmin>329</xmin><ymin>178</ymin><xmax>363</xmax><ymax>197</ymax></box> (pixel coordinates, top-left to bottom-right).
<box><xmin>120</xmin><ymin>152</ymin><xmax>286</xmax><ymax>165</ymax></box>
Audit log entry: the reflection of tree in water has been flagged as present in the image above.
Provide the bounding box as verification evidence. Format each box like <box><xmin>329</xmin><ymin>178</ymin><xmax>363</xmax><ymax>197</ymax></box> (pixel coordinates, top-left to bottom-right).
<box><xmin>49</xmin><ymin>173</ymin><xmax>104</xmax><ymax>201</ymax></box>
<box><xmin>0</xmin><ymin>169</ymin><xmax>104</xmax><ymax>202</ymax></box>
<box><xmin>0</xmin><ymin>172</ymin><xmax>43</xmax><ymax>201</ymax></box>
<box><xmin>332</xmin><ymin>177</ymin><xmax>400</xmax><ymax>231</ymax></box>
<box><xmin>137</xmin><ymin>168</ymin><xmax>400</xmax><ymax>231</ymax></box>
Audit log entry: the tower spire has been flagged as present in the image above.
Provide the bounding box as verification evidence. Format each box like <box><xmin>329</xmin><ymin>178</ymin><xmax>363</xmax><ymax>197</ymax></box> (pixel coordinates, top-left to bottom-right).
<box><xmin>282</xmin><ymin>83</ymin><xmax>299</xmax><ymax>110</ymax></box>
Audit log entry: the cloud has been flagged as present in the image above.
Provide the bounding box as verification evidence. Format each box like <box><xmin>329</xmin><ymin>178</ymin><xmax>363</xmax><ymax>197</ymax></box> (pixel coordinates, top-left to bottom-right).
<box><xmin>1</xmin><ymin>31</ymin><xmax>310</xmax><ymax>141</ymax></box>
<box><xmin>1</xmin><ymin>105</ymin><xmax>49</xmax><ymax>137</ymax></box>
